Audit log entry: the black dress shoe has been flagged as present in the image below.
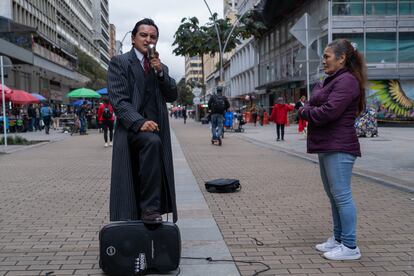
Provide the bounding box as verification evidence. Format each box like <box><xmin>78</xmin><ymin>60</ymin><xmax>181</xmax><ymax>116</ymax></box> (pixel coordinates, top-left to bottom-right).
<box><xmin>142</xmin><ymin>210</ymin><xmax>162</xmax><ymax>224</ymax></box>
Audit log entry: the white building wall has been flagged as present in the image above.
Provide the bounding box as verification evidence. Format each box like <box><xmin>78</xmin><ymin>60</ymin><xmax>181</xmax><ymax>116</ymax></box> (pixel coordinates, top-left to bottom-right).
<box><xmin>229</xmin><ymin>0</ymin><xmax>259</xmax><ymax>101</ymax></box>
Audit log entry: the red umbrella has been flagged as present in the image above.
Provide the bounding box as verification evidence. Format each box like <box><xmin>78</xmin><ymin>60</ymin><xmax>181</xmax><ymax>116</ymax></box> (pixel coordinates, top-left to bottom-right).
<box><xmin>0</xmin><ymin>84</ymin><xmax>12</xmax><ymax>94</ymax></box>
<box><xmin>5</xmin><ymin>89</ymin><xmax>40</xmax><ymax>104</ymax></box>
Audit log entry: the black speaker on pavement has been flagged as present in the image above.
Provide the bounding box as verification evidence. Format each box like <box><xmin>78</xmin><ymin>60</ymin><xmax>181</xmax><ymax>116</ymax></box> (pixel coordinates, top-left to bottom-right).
<box><xmin>99</xmin><ymin>221</ymin><xmax>181</xmax><ymax>275</ymax></box>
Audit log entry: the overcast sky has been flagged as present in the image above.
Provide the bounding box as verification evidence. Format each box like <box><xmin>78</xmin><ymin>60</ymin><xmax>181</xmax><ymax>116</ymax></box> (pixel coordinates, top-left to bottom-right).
<box><xmin>108</xmin><ymin>1</ymin><xmax>224</xmax><ymax>81</ymax></box>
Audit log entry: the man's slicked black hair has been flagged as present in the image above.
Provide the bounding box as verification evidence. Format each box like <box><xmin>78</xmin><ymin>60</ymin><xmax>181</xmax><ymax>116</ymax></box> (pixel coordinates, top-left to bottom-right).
<box><xmin>131</xmin><ymin>18</ymin><xmax>159</xmax><ymax>38</ymax></box>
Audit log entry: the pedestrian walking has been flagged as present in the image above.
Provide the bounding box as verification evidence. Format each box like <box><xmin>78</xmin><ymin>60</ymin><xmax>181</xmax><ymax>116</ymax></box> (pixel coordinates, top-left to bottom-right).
<box><xmin>27</xmin><ymin>104</ymin><xmax>36</xmax><ymax>131</ymax></box>
<box><xmin>34</xmin><ymin>104</ymin><xmax>41</xmax><ymax>131</ymax></box>
<box><xmin>107</xmin><ymin>18</ymin><xmax>178</xmax><ymax>224</ymax></box>
<box><xmin>52</xmin><ymin>104</ymin><xmax>61</xmax><ymax>130</ymax></box>
<box><xmin>208</xmin><ymin>86</ymin><xmax>230</xmax><ymax>146</ymax></box>
<box><xmin>269</xmin><ymin>97</ymin><xmax>294</xmax><ymax>141</ymax></box>
<box><xmin>258</xmin><ymin>105</ymin><xmax>265</xmax><ymax>126</ymax></box>
<box><xmin>40</xmin><ymin>102</ymin><xmax>52</xmax><ymax>134</ymax></box>
<box><xmin>298</xmin><ymin>38</ymin><xmax>366</xmax><ymax>261</ymax></box>
<box><xmin>295</xmin><ymin>96</ymin><xmax>308</xmax><ymax>133</ymax></box>
<box><xmin>250</xmin><ymin>105</ymin><xmax>258</xmax><ymax>126</ymax></box>
<box><xmin>97</xmin><ymin>98</ymin><xmax>114</xmax><ymax>147</ymax></box>
<box><xmin>77</xmin><ymin>101</ymin><xmax>88</xmax><ymax>135</ymax></box>
<box><xmin>182</xmin><ymin>106</ymin><xmax>187</xmax><ymax>124</ymax></box>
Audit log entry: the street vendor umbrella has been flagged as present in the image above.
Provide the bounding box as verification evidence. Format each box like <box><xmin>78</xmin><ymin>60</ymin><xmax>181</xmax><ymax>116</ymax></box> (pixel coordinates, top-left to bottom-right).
<box><xmin>96</xmin><ymin>87</ymin><xmax>108</xmax><ymax>95</ymax></box>
<box><xmin>0</xmin><ymin>84</ymin><xmax>12</xmax><ymax>94</ymax></box>
<box><xmin>66</xmin><ymin>87</ymin><xmax>101</xmax><ymax>98</ymax></box>
<box><xmin>31</xmin><ymin>93</ymin><xmax>46</xmax><ymax>101</ymax></box>
<box><xmin>71</xmin><ymin>99</ymin><xmax>92</xmax><ymax>107</ymax></box>
<box><xmin>6</xmin><ymin>89</ymin><xmax>40</xmax><ymax>104</ymax></box>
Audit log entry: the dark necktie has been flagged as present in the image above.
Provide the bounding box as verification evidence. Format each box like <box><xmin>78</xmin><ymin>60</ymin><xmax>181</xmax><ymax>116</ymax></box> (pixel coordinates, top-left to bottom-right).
<box><xmin>143</xmin><ymin>56</ymin><xmax>150</xmax><ymax>75</ymax></box>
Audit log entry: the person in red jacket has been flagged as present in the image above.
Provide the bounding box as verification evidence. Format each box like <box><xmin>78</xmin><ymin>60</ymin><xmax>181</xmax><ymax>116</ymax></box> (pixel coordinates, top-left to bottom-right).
<box><xmin>97</xmin><ymin>98</ymin><xmax>115</xmax><ymax>147</ymax></box>
<box><xmin>269</xmin><ymin>97</ymin><xmax>294</xmax><ymax>141</ymax></box>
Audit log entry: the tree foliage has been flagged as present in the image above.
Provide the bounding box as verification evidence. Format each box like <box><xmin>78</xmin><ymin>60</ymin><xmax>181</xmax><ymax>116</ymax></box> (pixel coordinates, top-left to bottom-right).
<box><xmin>176</xmin><ymin>78</ymin><xmax>194</xmax><ymax>106</ymax></box>
<box><xmin>238</xmin><ymin>10</ymin><xmax>268</xmax><ymax>40</ymax></box>
<box><xmin>75</xmin><ymin>47</ymin><xmax>107</xmax><ymax>90</ymax></box>
<box><xmin>172</xmin><ymin>11</ymin><xmax>267</xmax><ymax>59</ymax></box>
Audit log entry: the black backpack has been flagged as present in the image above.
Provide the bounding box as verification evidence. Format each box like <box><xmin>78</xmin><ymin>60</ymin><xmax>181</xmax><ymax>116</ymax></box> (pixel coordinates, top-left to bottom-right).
<box><xmin>212</xmin><ymin>95</ymin><xmax>226</xmax><ymax>114</ymax></box>
<box><xmin>102</xmin><ymin>106</ymin><xmax>112</xmax><ymax>119</ymax></box>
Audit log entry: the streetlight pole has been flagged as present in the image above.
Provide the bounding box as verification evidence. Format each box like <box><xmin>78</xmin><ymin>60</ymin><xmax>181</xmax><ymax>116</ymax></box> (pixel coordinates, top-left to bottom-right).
<box><xmin>118</xmin><ymin>30</ymin><xmax>132</xmax><ymax>55</ymax></box>
<box><xmin>202</xmin><ymin>0</ymin><xmax>251</xmax><ymax>84</ymax></box>
<box><xmin>1</xmin><ymin>56</ymin><xmax>6</xmax><ymax>147</ymax></box>
<box><xmin>202</xmin><ymin>0</ymin><xmax>223</xmax><ymax>82</ymax></box>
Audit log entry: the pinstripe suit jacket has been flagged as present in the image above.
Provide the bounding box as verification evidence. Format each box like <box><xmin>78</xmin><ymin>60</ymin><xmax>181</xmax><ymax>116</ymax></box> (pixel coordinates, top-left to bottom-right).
<box><xmin>107</xmin><ymin>48</ymin><xmax>178</xmax><ymax>222</ymax></box>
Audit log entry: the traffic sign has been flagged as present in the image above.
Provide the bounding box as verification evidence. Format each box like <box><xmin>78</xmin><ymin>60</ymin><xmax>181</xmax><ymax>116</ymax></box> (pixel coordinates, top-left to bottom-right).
<box><xmin>193</xmin><ymin>97</ymin><xmax>201</xmax><ymax>105</ymax></box>
<box><xmin>192</xmin><ymin>88</ymin><xmax>202</xmax><ymax>97</ymax></box>
<box><xmin>289</xmin><ymin>13</ymin><xmax>321</xmax><ymax>47</ymax></box>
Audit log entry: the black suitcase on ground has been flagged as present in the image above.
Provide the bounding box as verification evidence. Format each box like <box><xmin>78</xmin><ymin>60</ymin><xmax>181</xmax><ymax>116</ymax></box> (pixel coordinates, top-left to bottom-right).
<box><xmin>99</xmin><ymin>221</ymin><xmax>181</xmax><ymax>275</ymax></box>
<box><xmin>205</xmin><ymin>178</ymin><xmax>241</xmax><ymax>193</ymax></box>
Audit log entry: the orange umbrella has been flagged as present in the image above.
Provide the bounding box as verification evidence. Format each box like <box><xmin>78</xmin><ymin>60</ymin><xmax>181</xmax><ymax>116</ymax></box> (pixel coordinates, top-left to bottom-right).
<box><xmin>5</xmin><ymin>89</ymin><xmax>40</xmax><ymax>104</ymax></box>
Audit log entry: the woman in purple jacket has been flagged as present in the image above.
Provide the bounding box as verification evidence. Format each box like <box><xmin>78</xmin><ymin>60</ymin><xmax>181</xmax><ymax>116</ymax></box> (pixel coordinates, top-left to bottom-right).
<box><xmin>298</xmin><ymin>39</ymin><xmax>366</xmax><ymax>261</ymax></box>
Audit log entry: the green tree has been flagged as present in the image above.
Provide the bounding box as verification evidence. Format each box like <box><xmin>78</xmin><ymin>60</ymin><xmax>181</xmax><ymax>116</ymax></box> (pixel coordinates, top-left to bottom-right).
<box><xmin>176</xmin><ymin>78</ymin><xmax>194</xmax><ymax>106</ymax></box>
<box><xmin>172</xmin><ymin>17</ymin><xmax>208</xmax><ymax>94</ymax></box>
<box><xmin>238</xmin><ymin>10</ymin><xmax>268</xmax><ymax>40</ymax></box>
<box><xmin>75</xmin><ymin>47</ymin><xmax>107</xmax><ymax>90</ymax></box>
<box><xmin>173</xmin><ymin>11</ymin><xmax>267</xmax><ymax>81</ymax></box>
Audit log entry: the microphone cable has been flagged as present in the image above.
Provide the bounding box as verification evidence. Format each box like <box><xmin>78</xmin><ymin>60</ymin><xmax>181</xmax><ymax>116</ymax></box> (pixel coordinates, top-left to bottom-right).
<box><xmin>176</xmin><ymin>237</ymin><xmax>270</xmax><ymax>276</ymax></box>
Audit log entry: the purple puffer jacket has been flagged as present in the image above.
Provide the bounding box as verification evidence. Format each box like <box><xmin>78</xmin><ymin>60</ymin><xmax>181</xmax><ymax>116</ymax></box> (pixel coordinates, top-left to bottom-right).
<box><xmin>299</xmin><ymin>68</ymin><xmax>361</xmax><ymax>157</ymax></box>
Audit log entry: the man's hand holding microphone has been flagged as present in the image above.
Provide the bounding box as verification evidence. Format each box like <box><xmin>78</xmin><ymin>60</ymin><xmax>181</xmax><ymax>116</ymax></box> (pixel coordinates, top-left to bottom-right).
<box><xmin>140</xmin><ymin>44</ymin><xmax>161</xmax><ymax>133</ymax></box>
<box><xmin>147</xmin><ymin>44</ymin><xmax>162</xmax><ymax>73</ymax></box>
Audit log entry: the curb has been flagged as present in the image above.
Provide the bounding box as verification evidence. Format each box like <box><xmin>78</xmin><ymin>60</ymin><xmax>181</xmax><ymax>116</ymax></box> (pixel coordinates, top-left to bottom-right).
<box><xmin>238</xmin><ymin>135</ymin><xmax>414</xmax><ymax>194</ymax></box>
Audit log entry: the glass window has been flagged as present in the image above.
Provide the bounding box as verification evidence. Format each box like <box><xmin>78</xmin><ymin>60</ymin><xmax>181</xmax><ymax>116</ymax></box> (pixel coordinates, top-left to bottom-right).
<box><xmin>274</xmin><ymin>29</ymin><xmax>280</xmax><ymax>49</ymax></box>
<box><xmin>400</xmin><ymin>0</ymin><xmax>414</xmax><ymax>15</ymax></box>
<box><xmin>332</xmin><ymin>0</ymin><xmax>363</xmax><ymax>16</ymax></box>
<box><xmin>366</xmin><ymin>32</ymin><xmax>396</xmax><ymax>63</ymax></box>
<box><xmin>320</xmin><ymin>35</ymin><xmax>329</xmax><ymax>56</ymax></box>
<box><xmin>270</xmin><ymin>31</ymin><xmax>274</xmax><ymax>51</ymax></box>
<box><xmin>333</xmin><ymin>33</ymin><xmax>364</xmax><ymax>53</ymax></box>
<box><xmin>366</xmin><ymin>0</ymin><xmax>397</xmax><ymax>15</ymax></box>
<box><xmin>399</xmin><ymin>32</ymin><xmax>414</xmax><ymax>62</ymax></box>
<box><xmin>280</xmin><ymin>25</ymin><xmax>285</xmax><ymax>45</ymax></box>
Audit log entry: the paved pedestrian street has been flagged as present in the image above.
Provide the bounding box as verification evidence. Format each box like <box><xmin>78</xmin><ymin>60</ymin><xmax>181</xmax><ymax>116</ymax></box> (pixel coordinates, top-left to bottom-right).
<box><xmin>171</xmin><ymin>120</ymin><xmax>413</xmax><ymax>276</ymax></box>
<box><xmin>0</xmin><ymin>122</ymin><xmax>413</xmax><ymax>276</ymax></box>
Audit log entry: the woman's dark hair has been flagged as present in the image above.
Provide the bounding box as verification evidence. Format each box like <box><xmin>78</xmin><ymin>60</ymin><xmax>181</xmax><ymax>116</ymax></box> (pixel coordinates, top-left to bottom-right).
<box><xmin>131</xmin><ymin>18</ymin><xmax>159</xmax><ymax>39</ymax></box>
<box><xmin>103</xmin><ymin>98</ymin><xmax>109</xmax><ymax>104</ymax></box>
<box><xmin>327</xmin><ymin>39</ymin><xmax>367</xmax><ymax>115</ymax></box>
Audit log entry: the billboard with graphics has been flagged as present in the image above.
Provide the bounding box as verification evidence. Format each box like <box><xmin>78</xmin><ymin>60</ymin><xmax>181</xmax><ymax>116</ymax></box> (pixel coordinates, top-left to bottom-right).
<box><xmin>367</xmin><ymin>80</ymin><xmax>414</xmax><ymax>119</ymax></box>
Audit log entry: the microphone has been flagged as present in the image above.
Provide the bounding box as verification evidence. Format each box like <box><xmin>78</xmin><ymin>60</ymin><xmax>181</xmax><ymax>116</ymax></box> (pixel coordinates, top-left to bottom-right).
<box><xmin>147</xmin><ymin>44</ymin><xmax>162</xmax><ymax>76</ymax></box>
<box><xmin>147</xmin><ymin>44</ymin><xmax>156</xmax><ymax>59</ymax></box>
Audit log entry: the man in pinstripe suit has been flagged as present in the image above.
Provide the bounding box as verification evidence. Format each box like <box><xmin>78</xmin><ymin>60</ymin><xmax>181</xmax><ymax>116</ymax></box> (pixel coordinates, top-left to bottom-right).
<box><xmin>108</xmin><ymin>18</ymin><xmax>178</xmax><ymax>224</ymax></box>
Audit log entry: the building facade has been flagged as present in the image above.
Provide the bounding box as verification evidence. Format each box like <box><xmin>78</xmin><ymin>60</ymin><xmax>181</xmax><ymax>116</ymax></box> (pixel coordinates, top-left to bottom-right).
<box><xmin>203</xmin><ymin>0</ymin><xmax>239</xmax><ymax>98</ymax></box>
<box><xmin>92</xmin><ymin>0</ymin><xmax>110</xmax><ymax>69</ymax></box>
<box><xmin>256</xmin><ymin>0</ymin><xmax>414</xmax><ymax>119</ymax></box>
<box><xmin>229</xmin><ymin>0</ymin><xmax>259</xmax><ymax>109</ymax></box>
<box><xmin>185</xmin><ymin>55</ymin><xmax>203</xmax><ymax>85</ymax></box>
<box><xmin>0</xmin><ymin>0</ymin><xmax>111</xmax><ymax>102</ymax></box>
<box><xmin>109</xmin><ymin>23</ymin><xmax>116</xmax><ymax>58</ymax></box>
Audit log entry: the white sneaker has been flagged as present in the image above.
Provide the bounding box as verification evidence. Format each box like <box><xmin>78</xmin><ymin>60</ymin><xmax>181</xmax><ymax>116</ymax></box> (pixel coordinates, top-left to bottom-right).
<box><xmin>104</xmin><ymin>143</ymin><xmax>108</xmax><ymax>148</ymax></box>
<box><xmin>315</xmin><ymin>236</ymin><xmax>341</xmax><ymax>252</ymax></box>
<box><xmin>323</xmin><ymin>244</ymin><xmax>361</xmax><ymax>261</ymax></box>
<box><xmin>109</xmin><ymin>141</ymin><xmax>113</xmax><ymax>146</ymax></box>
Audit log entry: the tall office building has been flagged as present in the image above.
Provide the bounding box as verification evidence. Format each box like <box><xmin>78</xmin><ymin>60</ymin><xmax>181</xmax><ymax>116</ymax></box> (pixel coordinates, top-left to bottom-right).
<box><xmin>0</xmin><ymin>0</ymin><xmax>110</xmax><ymax>102</ymax></box>
<box><xmin>109</xmin><ymin>23</ymin><xmax>116</xmax><ymax>58</ymax></box>
<box><xmin>92</xmin><ymin>0</ymin><xmax>110</xmax><ymax>69</ymax></box>
<box><xmin>255</xmin><ymin>0</ymin><xmax>414</xmax><ymax>120</ymax></box>
<box><xmin>185</xmin><ymin>55</ymin><xmax>203</xmax><ymax>85</ymax></box>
